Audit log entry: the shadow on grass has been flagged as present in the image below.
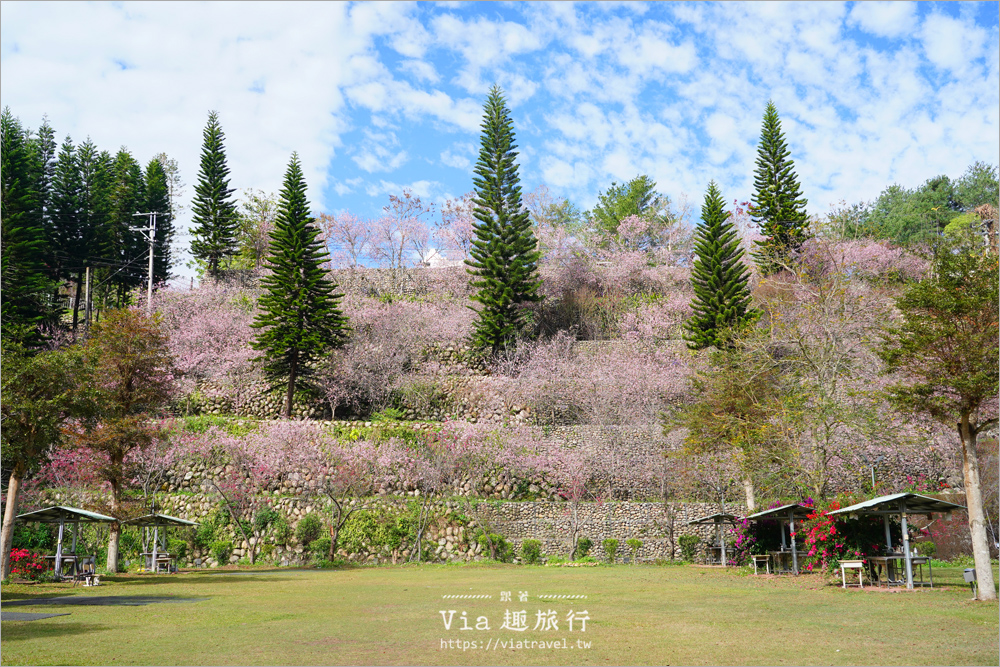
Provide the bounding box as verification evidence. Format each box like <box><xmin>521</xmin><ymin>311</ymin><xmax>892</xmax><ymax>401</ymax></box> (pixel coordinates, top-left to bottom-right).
<box><xmin>0</xmin><ymin>622</ymin><xmax>108</xmax><ymax>642</ymax></box>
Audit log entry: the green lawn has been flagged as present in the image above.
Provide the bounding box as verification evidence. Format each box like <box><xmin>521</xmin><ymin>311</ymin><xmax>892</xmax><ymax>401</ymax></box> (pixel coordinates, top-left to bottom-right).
<box><xmin>2</xmin><ymin>564</ymin><xmax>997</xmax><ymax>666</ymax></box>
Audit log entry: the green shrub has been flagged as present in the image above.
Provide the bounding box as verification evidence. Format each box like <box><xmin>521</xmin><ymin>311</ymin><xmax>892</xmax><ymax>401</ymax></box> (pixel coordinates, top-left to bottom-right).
<box><xmin>521</xmin><ymin>539</ymin><xmax>542</xmax><ymax>564</ymax></box>
<box><xmin>255</xmin><ymin>506</ymin><xmax>280</xmax><ymax>533</ymax></box>
<box><xmin>310</xmin><ymin>536</ymin><xmax>332</xmax><ymax>559</ymax></box>
<box><xmin>679</xmin><ymin>534</ymin><xmax>700</xmax><ymax>562</ymax></box>
<box><xmin>575</xmin><ymin>537</ymin><xmax>592</xmax><ymax>560</ymax></box>
<box><xmin>916</xmin><ymin>541</ymin><xmax>936</xmax><ymax>558</ymax></box>
<box><xmin>167</xmin><ymin>538</ymin><xmax>187</xmax><ymax>560</ymax></box>
<box><xmin>602</xmin><ymin>538</ymin><xmax>619</xmax><ymax>564</ymax></box>
<box><xmin>11</xmin><ymin>523</ymin><xmax>54</xmax><ymax>551</ymax></box>
<box><xmin>193</xmin><ymin>521</ymin><xmax>217</xmax><ymax>549</ymax></box>
<box><xmin>476</xmin><ymin>532</ymin><xmax>513</xmax><ymax>562</ymax></box>
<box><xmin>296</xmin><ymin>513</ymin><xmax>324</xmax><ymax>547</ymax></box>
<box><xmin>371</xmin><ymin>407</ymin><xmax>406</xmax><ymax>422</ymax></box>
<box><xmin>272</xmin><ymin>518</ymin><xmax>293</xmax><ymax>545</ymax></box>
<box><xmin>211</xmin><ymin>540</ymin><xmax>233</xmax><ymax>564</ymax></box>
<box><xmin>258</xmin><ymin>544</ymin><xmax>275</xmax><ymax>561</ymax></box>
<box><xmin>626</xmin><ymin>538</ymin><xmax>643</xmax><ymax>564</ymax></box>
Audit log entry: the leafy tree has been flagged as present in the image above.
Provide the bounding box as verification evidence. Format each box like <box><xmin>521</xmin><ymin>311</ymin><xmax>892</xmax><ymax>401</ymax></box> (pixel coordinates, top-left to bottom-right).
<box><xmin>232</xmin><ymin>189</ymin><xmax>278</xmax><ymax>270</ymax></box>
<box><xmin>466</xmin><ymin>85</ymin><xmax>542</xmax><ymax>355</ymax></box>
<box><xmin>671</xmin><ymin>338</ymin><xmax>788</xmax><ymax>511</ymax></box>
<box><xmin>954</xmin><ymin>161</ymin><xmax>999</xmax><ymax>211</ymax></box>
<box><xmin>878</xmin><ymin>240</ymin><xmax>998</xmax><ymax>600</ymax></box>
<box><xmin>0</xmin><ymin>341</ymin><xmax>90</xmax><ymax>578</ymax></box>
<box><xmin>76</xmin><ymin>308</ymin><xmax>176</xmax><ymax>572</ymax></box>
<box><xmin>588</xmin><ymin>174</ymin><xmax>677</xmax><ymax>249</ymax></box>
<box><xmin>189</xmin><ymin>111</ymin><xmax>238</xmax><ymax>278</ymax></box>
<box><xmin>1</xmin><ymin>107</ymin><xmax>57</xmax><ymax>343</ymax></box>
<box><xmin>252</xmin><ymin>153</ymin><xmax>350</xmax><ymax>417</ymax></box>
<box><xmin>684</xmin><ymin>181</ymin><xmax>756</xmax><ymax>350</ymax></box>
<box><xmin>144</xmin><ymin>158</ymin><xmax>174</xmax><ymax>284</ymax></box>
<box><xmin>751</xmin><ymin>101</ymin><xmax>810</xmax><ymax>273</ymax></box>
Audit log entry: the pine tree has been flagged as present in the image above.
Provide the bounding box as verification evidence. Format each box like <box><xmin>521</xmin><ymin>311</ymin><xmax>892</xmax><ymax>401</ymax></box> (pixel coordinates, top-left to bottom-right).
<box><xmin>1</xmin><ymin>108</ymin><xmax>57</xmax><ymax>344</ymax></box>
<box><xmin>189</xmin><ymin>111</ymin><xmax>238</xmax><ymax>278</ymax></box>
<box><xmin>106</xmin><ymin>149</ymin><xmax>146</xmax><ymax>305</ymax></box>
<box><xmin>751</xmin><ymin>101</ymin><xmax>810</xmax><ymax>274</ymax></box>
<box><xmin>76</xmin><ymin>139</ymin><xmax>112</xmax><ymax>325</ymax></box>
<box><xmin>31</xmin><ymin>117</ymin><xmax>58</xmax><ymax>283</ymax></box>
<box><xmin>50</xmin><ymin>136</ymin><xmax>87</xmax><ymax>330</ymax></box>
<box><xmin>251</xmin><ymin>153</ymin><xmax>349</xmax><ymax>418</ymax></box>
<box><xmin>466</xmin><ymin>85</ymin><xmax>542</xmax><ymax>355</ymax></box>
<box><xmin>684</xmin><ymin>181</ymin><xmax>756</xmax><ymax>349</ymax></box>
<box><xmin>144</xmin><ymin>158</ymin><xmax>174</xmax><ymax>285</ymax></box>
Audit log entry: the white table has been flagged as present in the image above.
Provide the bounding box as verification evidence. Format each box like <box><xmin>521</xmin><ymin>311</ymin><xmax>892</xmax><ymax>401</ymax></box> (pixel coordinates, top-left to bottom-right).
<box><xmin>839</xmin><ymin>559</ymin><xmax>865</xmax><ymax>588</ymax></box>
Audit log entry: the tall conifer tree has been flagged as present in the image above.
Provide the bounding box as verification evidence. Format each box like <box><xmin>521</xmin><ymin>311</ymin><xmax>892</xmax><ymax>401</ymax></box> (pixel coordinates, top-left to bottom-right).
<box><xmin>1</xmin><ymin>108</ymin><xmax>57</xmax><ymax>343</ymax></box>
<box><xmin>144</xmin><ymin>158</ymin><xmax>174</xmax><ymax>285</ymax></box>
<box><xmin>252</xmin><ymin>154</ymin><xmax>349</xmax><ymax>418</ymax></box>
<box><xmin>190</xmin><ymin>111</ymin><xmax>238</xmax><ymax>278</ymax></box>
<box><xmin>106</xmin><ymin>149</ymin><xmax>145</xmax><ymax>305</ymax></box>
<box><xmin>684</xmin><ymin>181</ymin><xmax>756</xmax><ymax>350</ymax></box>
<box><xmin>751</xmin><ymin>101</ymin><xmax>809</xmax><ymax>274</ymax></box>
<box><xmin>466</xmin><ymin>85</ymin><xmax>542</xmax><ymax>355</ymax></box>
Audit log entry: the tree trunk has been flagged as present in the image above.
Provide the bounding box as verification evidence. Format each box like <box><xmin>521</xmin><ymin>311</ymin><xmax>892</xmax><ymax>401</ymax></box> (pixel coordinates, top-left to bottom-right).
<box><xmin>285</xmin><ymin>352</ymin><xmax>298</xmax><ymax>418</ymax></box>
<box><xmin>959</xmin><ymin>414</ymin><xmax>997</xmax><ymax>600</ymax></box>
<box><xmin>1</xmin><ymin>464</ymin><xmax>24</xmax><ymax>579</ymax></box>
<box><xmin>72</xmin><ymin>269</ymin><xmax>84</xmax><ymax>335</ymax></box>
<box><xmin>742</xmin><ymin>477</ymin><xmax>757</xmax><ymax>512</ymax></box>
<box><xmin>107</xmin><ymin>481</ymin><xmax>121</xmax><ymax>573</ymax></box>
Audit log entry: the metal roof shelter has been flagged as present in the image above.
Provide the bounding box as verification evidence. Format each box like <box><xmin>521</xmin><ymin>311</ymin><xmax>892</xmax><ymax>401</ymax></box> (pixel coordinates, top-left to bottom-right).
<box><xmin>746</xmin><ymin>504</ymin><xmax>815</xmax><ymax>574</ymax></box>
<box><xmin>687</xmin><ymin>513</ymin><xmax>742</xmax><ymax>566</ymax></box>
<box><xmin>16</xmin><ymin>506</ymin><xmax>116</xmax><ymax>578</ymax></box>
<box><xmin>122</xmin><ymin>514</ymin><xmax>198</xmax><ymax>573</ymax></box>
<box><xmin>827</xmin><ymin>493</ymin><xmax>966</xmax><ymax>589</ymax></box>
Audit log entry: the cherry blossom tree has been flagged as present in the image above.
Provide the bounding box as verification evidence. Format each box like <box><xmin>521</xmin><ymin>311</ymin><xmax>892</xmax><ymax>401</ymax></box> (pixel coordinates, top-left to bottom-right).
<box><xmin>318</xmin><ymin>211</ymin><xmax>373</xmax><ymax>269</ymax></box>
<box><xmin>436</xmin><ymin>193</ymin><xmax>476</xmax><ymax>260</ymax></box>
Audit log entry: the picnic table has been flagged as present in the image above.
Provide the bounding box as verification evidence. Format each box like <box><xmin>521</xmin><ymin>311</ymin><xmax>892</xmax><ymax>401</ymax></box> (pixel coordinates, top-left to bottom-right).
<box><xmin>123</xmin><ymin>513</ymin><xmax>197</xmax><ymax>573</ymax></box>
<box><xmin>746</xmin><ymin>504</ymin><xmax>813</xmax><ymax>575</ymax></box>
<box><xmin>828</xmin><ymin>493</ymin><xmax>963</xmax><ymax>589</ymax></box>
<box><xmin>16</xmin><ymin>506</ymin><xmax>115</xmax><ymax>579</ymax></box>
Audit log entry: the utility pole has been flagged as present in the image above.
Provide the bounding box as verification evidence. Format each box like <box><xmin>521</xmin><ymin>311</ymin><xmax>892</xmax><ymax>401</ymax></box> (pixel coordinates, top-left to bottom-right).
<box><xmin>132</xmin><ymin>212</ymin><xmax>160</xmax><ymax>313</ymax></box>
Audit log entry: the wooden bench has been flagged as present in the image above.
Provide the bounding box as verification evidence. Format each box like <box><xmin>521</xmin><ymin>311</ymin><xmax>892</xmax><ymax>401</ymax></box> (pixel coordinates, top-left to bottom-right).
<box><xmin>839</xmin><ymin>559</ymin><xmax>865</xmax><ymax>589</ymax></box>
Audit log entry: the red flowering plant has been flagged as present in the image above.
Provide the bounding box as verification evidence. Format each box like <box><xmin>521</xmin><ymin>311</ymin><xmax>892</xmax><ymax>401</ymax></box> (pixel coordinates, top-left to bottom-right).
<box><xmin>800</xmin><ymin>500</ymin><xmax>848</xmax><ymax>572</ymax></box>
<box><xmin>800</xmin><ymin>499</ymin><xmax>901</xmax><ymax>573</ymax></box>
<box><xmin>9</xmin><ymin>548</ymin><xmax>47</xmax><ymax>580</ymax></box>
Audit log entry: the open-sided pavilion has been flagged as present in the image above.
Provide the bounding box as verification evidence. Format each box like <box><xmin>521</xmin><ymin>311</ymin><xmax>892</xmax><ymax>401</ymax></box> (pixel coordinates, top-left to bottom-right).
<box><xmin>827</xmin><ymin>492</ymin><xmax>965</xmax><ymax>589</ymax></box>
<box><xmin>686</xmin><ymin>513</ymin><xmax>742</xmax><ymax>566</ymax></box>
<box><xmin>15</xmin><ymin>506</ymin><xmax>115</xmax><ymax>578</ymax></box>
<box><xmin>746</xmin><ymin>504</ymin><xmax>814</xmax><ymax>574</ymax></box>
<box><xmin>122</xmin><ymin>513</ymin><xmax>198</xmax><ymax>573</ymax></box>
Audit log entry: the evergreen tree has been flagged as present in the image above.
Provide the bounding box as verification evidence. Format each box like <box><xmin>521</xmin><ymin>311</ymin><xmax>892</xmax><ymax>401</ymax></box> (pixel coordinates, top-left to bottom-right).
<box><xmin>189</xmin><ymin>111</ymin><xmax>238</xmax><ymax>278</ymax></box>
<box><xmin>751</xmin><ymin>101</ymin><xmax>809</xmax><ymax>274</ymax></box>
<box><xmin>106</xmin><ymin>149</ymin><xmax>146</xmax><ymax>305</ymax></box>
<box><xmin>75</xmin><ymin>139</ymin><xmax>112</xmax><ymax>324</ymax></box>
<box><xmin>50</xmin><ymin>136</ymin><xmax>87</xmax><ymax>330</ymax></box>
<box><xmin>31</xmin><ymin>117</ymin><xmax>59</xmax><ymax>283</ymax></box>
<box><xmin>1</xmin><ymin>108</ymin><xmax>57</xmax><ymax>344</ymax></box>
<box><xmin>466</xmin><ymin>85</ymin><xmax>542</xmax><ymax>355</ymax></box>
<box><xmin>144</xmin><ymin>158</ymin><xmax>174</xmax><ymax>284</ymax></box>
<box><xmin>252</xmin><ymin>153</ymin><xmax>349</xmax><ymax>418</ymax></box>
<box><xmin>684</xmin><ymin>181</ymin><xmax>756</xmax><ymax>349</ymax></box>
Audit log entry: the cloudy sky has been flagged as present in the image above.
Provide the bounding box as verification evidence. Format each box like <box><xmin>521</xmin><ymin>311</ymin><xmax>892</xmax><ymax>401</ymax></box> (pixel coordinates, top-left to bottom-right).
<box><xmin>2</xmin><ymin>1</ymin><xmax>998</xmax><ymax>278</ymax></box>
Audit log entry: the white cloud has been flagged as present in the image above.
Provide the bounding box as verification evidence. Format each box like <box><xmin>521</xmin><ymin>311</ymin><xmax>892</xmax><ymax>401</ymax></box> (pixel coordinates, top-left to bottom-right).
<box><xmin>848</xmin><ymin>1</ymin><xmax>918</xmax><ymax>40</ymax></box>
<box><xmin>920</xmin><ymin>12</ymin><xmax>987</xmax><ymax>74</ymax></box>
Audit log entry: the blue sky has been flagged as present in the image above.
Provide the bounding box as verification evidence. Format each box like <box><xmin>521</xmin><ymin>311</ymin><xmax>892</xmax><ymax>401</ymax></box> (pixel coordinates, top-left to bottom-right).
<box><xmin>2</xmin><ymin>1</ymin><xmax>998</xmax><ymax>279</ymax></box>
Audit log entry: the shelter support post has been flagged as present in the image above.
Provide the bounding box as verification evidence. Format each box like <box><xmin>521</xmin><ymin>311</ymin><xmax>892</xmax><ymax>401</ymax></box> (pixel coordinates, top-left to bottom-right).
<box><xmin>55</xmin><ymin>517</ymin><xmax>65</xmax><ymax>577</ymax></box>
<box><xmin>151</xmin><ymin>527</ymin><xmax>159</xmax><ymax>573</ymax></box>
<box><xmin>789</xmin><ymin>511</ymin><xmax>799</xmax><ymax>575</ymax></box>
<box><xmin>884</xmin><ymin>514</ymin><xmax>892</xmax><ymax>551</ymax></box>
<box><xmin>900</xmin><ymin>500</ymin><xmax>913</xmax><ymax>589</ymax></box>
<box><xmin>71</xmin><ymin>522</ymin><xmax>78</xmax><ymax>553</ymax></box>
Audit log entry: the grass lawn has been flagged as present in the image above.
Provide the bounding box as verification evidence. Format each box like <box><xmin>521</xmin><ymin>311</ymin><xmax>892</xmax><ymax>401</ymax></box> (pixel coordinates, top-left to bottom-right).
<box><xmin>1</xmin><ymin>563</ymin><xmax>997</xmax><ymax>666</ymax></box>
